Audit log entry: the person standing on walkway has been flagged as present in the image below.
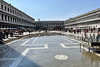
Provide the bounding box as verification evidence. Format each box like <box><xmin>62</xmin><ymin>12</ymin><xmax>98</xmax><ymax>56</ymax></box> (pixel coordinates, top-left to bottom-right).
<box><xmin>79</xmin><ymin>29</ymin><xmax>81</xmax><ymax>34</ymax></box>
<box><xmin>74</xmin><ymin>29</ymin><xmax>76</xmax><ymax>34</ymax></box>
<box><xmin>9</xmin><ymin>30</ymin><xmax>13</xmax><ymax>37</ymax></box>
<box><xmin>84</xmin><ymin>29</ymin><xmax>87</xmax><ymax>41</ymax></box>
<box><xmin>2</xmin><ymin>30</ymin><xmax>5</xmax><ymax>39</ymax></box>
<box><xmin>91</xmin><ymin>28</ymin><xmax>93</xmax><ymax>33</ymax></box>
<box><xmin>86</xmin><ymin>29</ymin><xmax>88</xmax><ymax>33</ymax></box>
<box><xmin>77</xmin><ymin>29</ymin><xmax>79</xmax><ymax>34</ymax></box>
<box><xmin>28</xmin><ymin>30</ymin><xmax>30</xmax><ymax>35</ymax></box>
<box><xmin>0</xmin><ymin>30</ymin><xmax>3</xmax><ymax>44</ymax></box>
<box><xmin>5</xmin><ymin>30</ymin><xmax>9</xmax><ymax>38</ymax></box>
<box><xmin>73</xmin><ymin>28</ymin><xmax>76</xmax><ymax>34</ymax></box>
<box><xmin>96</xmin><ymin>28</ymin><xmax>100</xmax><ymax>42</ymax></box>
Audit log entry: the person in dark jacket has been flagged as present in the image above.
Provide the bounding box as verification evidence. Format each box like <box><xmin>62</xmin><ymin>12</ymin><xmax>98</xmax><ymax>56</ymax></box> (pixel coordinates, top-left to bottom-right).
<box><xmin>5</xmin><ymin>30</ymin><xmax>9</xmax><ymax>38</ymax></box>
<box><xmin>9</xmin><ymin>30</ymin><xmax>13</xmax><ymax>37</ymax></box>
<box><xmin>96</xmin><ymin>28</ymin><xmax>100</xmax><ymax>42</ymax></box>
<box><xmin>0</xmin><ymin>31</ymin><xmax>3</xmax><ymax>44</ymax></box>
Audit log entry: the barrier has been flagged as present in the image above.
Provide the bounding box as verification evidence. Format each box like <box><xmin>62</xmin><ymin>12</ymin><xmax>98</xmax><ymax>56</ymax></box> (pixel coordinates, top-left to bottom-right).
<box><xmin>91</xmin><ymin>42</ymin><xmax>100</xmax><ymax>47</ymax></box>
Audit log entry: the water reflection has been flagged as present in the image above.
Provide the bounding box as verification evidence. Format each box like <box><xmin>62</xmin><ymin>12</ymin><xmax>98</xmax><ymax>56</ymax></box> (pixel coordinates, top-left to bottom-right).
<box><xmin>82</xmin><ymin>52</ymin><xmax>100</xmax><ymax>67</ymax></box>
<box><xmin>24</xmin><ymin>32</ymin><xmax>63</xmax><ymax>39</ymax></box>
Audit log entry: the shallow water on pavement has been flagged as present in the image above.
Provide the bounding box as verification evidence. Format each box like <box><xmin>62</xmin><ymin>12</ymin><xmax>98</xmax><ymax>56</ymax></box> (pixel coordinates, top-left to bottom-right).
<box><xmin>0</xmin><ymin>33</ymin><xmax>100</xmax><ymax>67</ymax></box>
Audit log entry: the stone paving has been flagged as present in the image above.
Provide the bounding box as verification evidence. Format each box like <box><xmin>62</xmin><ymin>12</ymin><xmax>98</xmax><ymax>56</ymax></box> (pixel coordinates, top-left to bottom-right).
<box><xmin>0</xmin><ymin>33</ymin><xmax>100</xmax><ymax>67</ymax></box>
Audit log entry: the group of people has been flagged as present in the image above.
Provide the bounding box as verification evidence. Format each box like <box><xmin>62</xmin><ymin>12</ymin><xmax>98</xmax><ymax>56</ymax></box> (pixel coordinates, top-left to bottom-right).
<box><xmin>0</xmin><ymin>29</ymin><xmax>34</xmax><ymax>42</ymax></box>
<box><xmin>0</xmin><ymin>29</ymin><xmax>26</xmax><ymax>42</ymax></box>
<box><xmin>65</xmin><ymin>28</ymin><xmax>100</xmax><ymax>42</ymax></box>
<box><xmin>68</xmin><ymin>28</ymin><xmax>100</xmax><ymax>42</ymax></box>
<box><xmin>83</xmin><ymin>28</ymin><xmax>100</xmax><ymax>42</ymax></box>
<box><xmin>0</xmin><ymin>29</ymin><xmax>14</xmax><ymax>41</ymax></box>
<box><xmin>66</xmin><ymin>29</ymin><xmax>82</xmax><ymax>34</ymax></box>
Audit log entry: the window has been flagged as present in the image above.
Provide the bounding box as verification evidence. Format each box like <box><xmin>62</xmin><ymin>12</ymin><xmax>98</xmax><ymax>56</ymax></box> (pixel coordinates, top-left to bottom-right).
<box><xmin>5</xmin><ymin>6</ymin><xmax>6</xmax><ymax>10</ymax></box>
<box><xmin>8</xmin><ymin>16</ymin><xmax>9</xmax><ymax>21</ymax></box>
<box><xmin>11</xmin><ymin>17</ymin><xmax>12</xmax><ymax>22</ymax></box>
<box><xmin>1</xmin><ymin>5</ymin><xmax>3</xmax><ymax>9</ymax></box>
<box><xmin>99</xmin><ymin>14</ymin><xmax>100</xmax><ymax>17</ymax></box>
<box><xmin>13</xmin><ymin>18</ymin><xmax>14</xmax><ymax>22</ymax></box>
<box><xmin>1</xmin><ymin>14</ymin><xmax>4</xmax><ymax>21</ymax></box>
<box><xmin>5</xmin><ymin>15</ymin><xmax>7</xmax><ymax>21</ymax></box>
<box><xmin>6</xmin><ymin>25</ymin><xmax>7</xmax><ymax>28</ymax></box>
<box><xmin>8</xmin><ymin>8</ymin><xmax>9</xmax><ymax>12</ymax></box>
<box><xmin>13</xmin><ymin>10</ymin><xmax>14</xmax><ymax>14</ymax></box>
<box><xmin>8</xmin><ymin>26</ymin><xmax>10</xmax><ymax>28</ymax></box>
<box><xmin>2</xmin><ymin>25</ymin><xmax>4</xmax><ymax>28</ymax></box>
<box><xmin>15</xmin><ymin>11</ymin><xmax>16</xmax><ymax>14</ymax></box>
<box><xmin>10</xmin><ymin>9</ymin><xmax>12</xmax><ymax>13</ymax></box>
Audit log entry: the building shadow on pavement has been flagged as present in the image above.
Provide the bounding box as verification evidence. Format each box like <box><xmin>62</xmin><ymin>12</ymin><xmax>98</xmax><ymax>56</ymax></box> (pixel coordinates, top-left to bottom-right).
<box><xmin>0</xmin><ymin>43</ymin><xmax>42</xmax><ymax>67</ymax></box>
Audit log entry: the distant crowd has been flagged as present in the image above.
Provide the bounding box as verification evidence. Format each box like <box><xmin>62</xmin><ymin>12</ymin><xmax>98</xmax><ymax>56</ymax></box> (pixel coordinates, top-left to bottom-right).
<box><xmin>0</xmin><ymin>29</ymin><xmax>24</xmax><ymax>41</ymax></box>
<box><xmin>65</xmin><ymin>28</ymin><xmax>100</xmax><ymax>42</ymax></box>
<box><xmin>65</xmin><ymin>28</ymin><xmax>97</xmax><ymax>34</ymax></box>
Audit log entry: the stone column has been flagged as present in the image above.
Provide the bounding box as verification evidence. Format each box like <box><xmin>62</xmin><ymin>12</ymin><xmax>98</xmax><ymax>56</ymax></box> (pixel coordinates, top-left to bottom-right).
<box><xmin>0</xmin><ymin>14</ymin><xmax>2</xmax><ymax>21</ymax></box>
<box><xmin>0</xmin><ymin>3</ymin><xmax>1</xmax><ymax>9</ymax></box>
<box><xmin>10</xmin><ymin>17</ymin><xmax>12</xmax><ymax>22</ymax></box>
<box><xmin>6</xmin><ymin>15</ymin><xmax>8</xmax><ymax>22</ymax></box>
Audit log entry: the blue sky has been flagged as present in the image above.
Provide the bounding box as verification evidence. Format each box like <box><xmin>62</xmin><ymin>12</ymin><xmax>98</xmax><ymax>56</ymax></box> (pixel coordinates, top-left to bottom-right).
<box><xmin>4</xmin><ymin>0</ymin><xmax>100</xmax><ymax>21</ymax></box>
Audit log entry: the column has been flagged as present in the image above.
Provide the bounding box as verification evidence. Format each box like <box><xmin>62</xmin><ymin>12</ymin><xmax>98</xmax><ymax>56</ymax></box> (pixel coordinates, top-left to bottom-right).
<box><xmin>5</xmin><ymin>15</ymin><xmax>7</xmax><ymax>22</ymax></box>
<box><xmin>0</xmin><ymin>2</ymin><xmax>1</xmax><ymax>9</ymax></box>
<box><xmin>0</xmin><ymin>14</ymin><xmax>2</xmax><ymax>21</ymax></box>
<box><xmin>3</xmin><ymin>4</ymin><xmax>5</xmax><ymax>10</ymax></box>
<box><xmin>11</xmin><ymin>17</ymin><xmax>12</xmax><ymax>22</ymax></box>
<box><xmin>13</xmin><ymin>17</ymin><xmax>15</xmax><ymax>23</ymax></box>
<box><xmin>11</xmin><ymin>17</ymin><xmax>13</xmax><ymax>22</ymax></box>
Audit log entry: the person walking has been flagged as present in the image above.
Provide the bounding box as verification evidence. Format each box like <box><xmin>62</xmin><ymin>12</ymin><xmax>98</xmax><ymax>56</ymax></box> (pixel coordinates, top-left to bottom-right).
<box><xmin>0</xmin><ymin>31</ymin><xmax>3</xmax><ymax>44</ymax></box>
<box><xmin>83</xmin><ymin>29</ymin><xmax>87</xmax><ymax>41</ymax></box>
<box><xmin>5</xmin><ymin>30</ymin><xmax>9</xmax><ymax>38</ymax></box>
<box><xmin>9</xmin><ymin>30</ymin><xmax>13</xmax><ymax>37</ymax></box>
<box><xmin>74</xmin><ymin>29</ymin><xmax>76</xmax><ymax>34</ymax></box>
<box><xmin>2</xmin><ymin>30</ymin><xmax>5</xmax><ymax>39</ymax></box>
<box><xmin>79</xmin><ymin>29</ymin><xmax>81</xmax><ymax>34</ymax></box>
<box><xmin>96</xmin><ymin>28</ymin><xmax>100</xmax><ymax>42</ymax></box>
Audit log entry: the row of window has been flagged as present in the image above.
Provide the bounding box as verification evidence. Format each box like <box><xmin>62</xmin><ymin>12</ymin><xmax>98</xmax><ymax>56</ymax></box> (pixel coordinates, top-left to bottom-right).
<box><xmin>66</xmin><ymin>20</ymin><xmax>100</xmax><ymax>27</ymax></box>
<box><xmin>66</xmin><ymin>13</ymin><xmax>100</xmax><ymax>24</ymax></box>
<box><xmin>0</xmin><ymin>25</ymin><xmax>16</xmax><ymax>28</ymax></box>
<box><xmin>36</xmin><ymin>24</ymin><xmax>63</xmax><ymax>27</ymax></box>
<box><xmin>0</xmin><ymin>4</ymin><xmax>23</xmax><ymax>17</ymax></box>
<box><xmin>74</xmin><ymin>14</ymin><xmax>100</xmax><ymax>22</ymax></box>
<box><xmin>0</xmin><ymin>2</ymin><xmax>34</xmax><ymax>22</ymax></box>
<box><xmin>0</xmin><ymin>14</ymin><xmax>33</xmax><ymax>27</ymax></box>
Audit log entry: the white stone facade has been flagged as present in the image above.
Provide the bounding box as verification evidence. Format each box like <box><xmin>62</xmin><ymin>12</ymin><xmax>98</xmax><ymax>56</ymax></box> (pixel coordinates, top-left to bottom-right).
<box><xmin>0</xmin><ymin>0</ymin><xmax>35</xmax><ymax>30</ymax></box>
<box><xmin>65</xmin><ymin>8</ymin><xmax>100</xmax><ymax>29</ymax></box>
<box><xmin>35</xmin><ymin>21</ymin><xmax>64</xmax><ymax>30</ymax></box>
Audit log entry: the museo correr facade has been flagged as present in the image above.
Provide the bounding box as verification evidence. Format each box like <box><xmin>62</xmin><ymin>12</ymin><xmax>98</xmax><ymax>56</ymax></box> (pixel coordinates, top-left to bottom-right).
<box><xmin>35</xmin><ymin>21</ymin><xmax>64</xmax><ymax>30</ymax></box>
<box><xmin>0</xmin><ymin>0</ymin><xmax>35</xmax><ymax>30</ymax></box>
<box><xmin>64</xmin><ymin>8</ymin><xmax>100</xmax><ymax>30</ymax></box>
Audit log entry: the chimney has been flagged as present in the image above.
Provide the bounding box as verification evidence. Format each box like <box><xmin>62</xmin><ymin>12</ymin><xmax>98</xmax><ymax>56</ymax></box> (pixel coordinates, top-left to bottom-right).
<box><xmin>38</xmin><ymin>19</ymin><xmax>40</xmax><ymax>21</ymax></box>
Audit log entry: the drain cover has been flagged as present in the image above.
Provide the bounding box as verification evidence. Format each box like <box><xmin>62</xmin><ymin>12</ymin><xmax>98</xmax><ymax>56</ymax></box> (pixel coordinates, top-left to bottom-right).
<box><xmin>55</xmin><ymin>55</ymin><xmax>68</xmax><ymax>60</ymax></box>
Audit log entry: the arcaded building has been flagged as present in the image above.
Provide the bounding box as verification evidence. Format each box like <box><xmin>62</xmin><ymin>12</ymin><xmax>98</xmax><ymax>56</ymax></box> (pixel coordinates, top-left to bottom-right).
<box><xmin>65</xmin><ymin>8</ymin><xmax>100</xmax><ymax>30</ymax></box>
<box><xmin>35</xmin><ymin>21</ymin><xmax>64</xmax><ymax>30</ymax></box>
<box><xmin>0</xmin><ymin>0</ymin><xmax>35</xmax><ymax>30</ymax></box>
